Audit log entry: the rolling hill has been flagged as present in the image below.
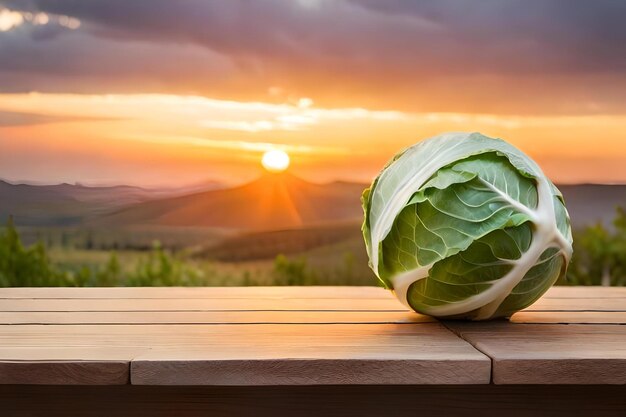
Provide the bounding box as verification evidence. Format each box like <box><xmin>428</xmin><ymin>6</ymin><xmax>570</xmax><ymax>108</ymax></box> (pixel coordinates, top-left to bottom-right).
<box><xmin>3</xmin><ymin>174</ymin><xmax>625</xmax><ymax>232</ymax></box>
<box><xmin>0</xmin><ymin>179</ymin><xmax>221</xmax><ymax>226</ymax></box>
<box><xmin>98</xmin><ymin>173</ymin><xmax>365</xmax><ymax>231</ymax></box>
<box><xmin>194</xmin><ymin>220</ymin><xmax>362</xmax><ymax>261</ymax></box>
<box><xmin>189</xmin><ymin>182</ymin><xmax>626</xmax><ymax>262</ymax></box>
<box><xmin>99</xmin><ymin>174</ymin><xmax>626</xmax><ymax>231</ymax></box>
<box><xmin>0</xmin><ymin>180</ymin><xmax>86</xmax><ymax>226</ymax></box>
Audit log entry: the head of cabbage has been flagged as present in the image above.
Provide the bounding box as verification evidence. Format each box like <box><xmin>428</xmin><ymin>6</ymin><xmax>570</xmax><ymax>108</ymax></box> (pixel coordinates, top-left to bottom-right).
<box><xmin>362</xmin><ymin>132</ymin><xmax>573</xmax><ymax>320</ymax></box>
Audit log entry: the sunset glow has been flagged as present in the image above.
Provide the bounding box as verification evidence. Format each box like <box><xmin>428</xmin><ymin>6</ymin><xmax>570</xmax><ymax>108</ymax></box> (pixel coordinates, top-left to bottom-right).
<box><xmin>0</xmin><ymin>1</ymin><xmax>624</xmax><ymax>187</ymax></box>
<box><xmin>262</xmin><ymin>150</ymin><xmax>290</xmax><ymax>173</ymax></box>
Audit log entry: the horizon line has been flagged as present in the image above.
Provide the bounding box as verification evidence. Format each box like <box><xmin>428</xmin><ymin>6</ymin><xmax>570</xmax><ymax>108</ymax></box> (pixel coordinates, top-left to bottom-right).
<box><xmin>2</xmin><ymin>174</ymin><xmax>626</xmax><ymax>190</ymax></box>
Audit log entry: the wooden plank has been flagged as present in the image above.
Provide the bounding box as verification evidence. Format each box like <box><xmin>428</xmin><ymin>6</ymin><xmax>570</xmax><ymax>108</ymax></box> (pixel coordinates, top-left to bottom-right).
<box><xmin>3</xmin><ymin>296</ymin><xmax>625</xmax><ymax>313</ymax></box>
<box><xmin>543</xmin><ymin>286</ymin><xmax>626</xmax><ymax>298</ymax></box>
<box><xmin>2</xmin><ymin>286</ymin><xmax>623</xmax><ymax>387</ymax></box>
<box><xmin>0</xmin><ymin>297</ymin><xmax>404</xmax><ymax>312</ymax></box>
<box><xmin>0</xmin><ymin>286</ymin><xmax>392</xmax><ymax>299</ymax></box>
<box><xmin>131</xmin><ymin>322</ymin><xmax>489</xmax><ymax>385</ymax></box>
<box><xmin>525</xmin><ymin>297</ymin><xmax>626</xmax><ymax>311</ymax></box>
<box><xmin>511</xmin><ymin>311</ymin><xmax>626</xmax><ymax>324</ymax></box>
<box><xmin>0</xmin><ymin>323</ymin><xmax>490</xmax><ymax>385</ymax></box>
<box><xmin>2</xmin><ymin>385</ymin><xmax>626</xmax><ymax>417</ymax></box>
<box><xmin>1</xmin><ymin>285</ymin><xmax>623</xmax><ymax>300</ymax></box>
<box><xmin>0</xmin><ymin>361</ymin><xmax>128</xmax><ymax>385</ymax></box>
<box><xmin>447</xmin><ymin>322</ymin><xmax>626</xmax><ymax>384</ymax></box>
<box><xmin>1</xmin><ymin>287</ymin><xmax>623</xmax><ymax>314</ymax></box>
<box><xmin>0</xmin><ymin>347</ymin><xmax>144</xmax><ymax>361</ymax></box>
<box><xmin>0</xmin><ymin>310</ymin><xmax>432</xmax><ymax>325</ymax></box>
<box><xmin>0</xmin><ymin>323</ymin><xmax>459</xmax><ymax>346</ymax></box>
<box><xmin>132</xmin><ymin>357</ymin><xmax>487</xmax><ymax>385</ymax></box>
<box><xmin>9</xmin><ymin>308</ymin><xmax>623</xmax><ymax>325</ymax></box>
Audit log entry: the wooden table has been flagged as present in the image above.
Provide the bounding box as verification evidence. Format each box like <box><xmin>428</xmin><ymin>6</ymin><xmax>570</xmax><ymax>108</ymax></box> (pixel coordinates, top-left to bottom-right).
<box><xmin>0</xmin><ymin>286</ymin><xmax>624</xmax><ymax>416</ymax></box>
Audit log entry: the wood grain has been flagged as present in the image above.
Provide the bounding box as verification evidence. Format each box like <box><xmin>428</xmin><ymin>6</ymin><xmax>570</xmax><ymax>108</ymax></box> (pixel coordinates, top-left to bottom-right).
<box><xmin>2</xmin><ymin>285</ymin><xmax>622</xmax><ymax>299</ymax></box>
<box><xmin>132</xmin><ymin>358</ymin><xmax>488</xmax><ymax>385</ymax></box>
<box><xmin>1</xmin><ymin>286</ymin><xmax>625</xmax><ymax>387</ymax></box>
<box><xmin>0</xmin><ymin>310</ymin><xmax>431</xmax><ymax>324</ymax></box>
<box><xmin>0</xmin><ymin>347</ymin><xmax>142</xmax><ymax>361</ymax></box>
<box><xmin>0</xmin><ymin>286</ymin><xmax>392</xmax><ymax>299</ymax></box>
<box><xmin>0</xmin><ymin>361</ymin><xmax>128</xmax><ymax>385</ymax></box>
<box><xmin>542</xmin><ymin>286</ymin><xmax>626</xmax><ymax>298</ymax></box>
<box><xmin>511</xmin><ymin>311</ymin><xmax>626</xmax><ymax>324</ymax></box>
<box><xmin>127</xmin><ymin>323</ymin><xmax>490</xmax><ymax>385</ymax></box>
<box><xmin>446</xmin><ymin>322</ymin><xmax>626</xmax><ymax>384</ymax></box>
<box><xmin>0</xmin><ymin>297</ymin><xmax>405</xmax><ymax>312</ymax></box>
<box><xmin>0</xmin><ymin>323</ymin><xmax>489</xmax><ymax>385</ymax></box>
<box><xmin>3</xmin><ymin>297</ymin><xmax>625</xmax><ymax>313</ymax></box>
<box><xmin>526</xmin><ymin>297</ymin><xmax>626</xmax><ymax>311</ymax></box>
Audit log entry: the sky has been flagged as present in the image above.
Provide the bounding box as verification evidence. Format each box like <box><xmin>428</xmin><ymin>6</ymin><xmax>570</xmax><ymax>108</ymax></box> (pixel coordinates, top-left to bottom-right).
<box><xmin>0</xmin><ymin>0</ymin><xmax>625</xmax><ymax>187</ymax></box>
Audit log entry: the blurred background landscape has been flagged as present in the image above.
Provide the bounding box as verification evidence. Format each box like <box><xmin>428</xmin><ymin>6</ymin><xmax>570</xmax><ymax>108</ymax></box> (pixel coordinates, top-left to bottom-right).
<box><xmin>2</xmin><ymin>174</ymin><xmax>626</xmax><ymax>287</ymax></box>
<box><xmin>1</xmin><ymin>0</ymin><xmax>625</xmax><ymax>287</ymax></box>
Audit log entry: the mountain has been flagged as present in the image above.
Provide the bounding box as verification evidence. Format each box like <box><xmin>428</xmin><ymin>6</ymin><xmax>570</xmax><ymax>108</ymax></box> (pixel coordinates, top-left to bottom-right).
<box><xmin>44</xmin><ymin>183</ymin><xmax>162</xmax><ymax>206</ymax></box>
<box><xmin>2</xmin><ymin>175</ymin><xmax>624</xmax><ymax>230</ymax></box>
<box><xmin>0</xmin><ymin>180</ymin><xmax>222</xmax><ymax>226</ymax></box>
<box><xmin>98</xmin><ymin>173</ymin><xmax>366</xmax><ymax>230</ymax></box>
<box><xmin>559</xmin><ymin>184</ymin><xmax>626</xmax><ymax>229</ymax></box>
<box><xmin>0</xmin><ymin>180</ymin><xmax>85</xmax><ymax>226</ymax></box>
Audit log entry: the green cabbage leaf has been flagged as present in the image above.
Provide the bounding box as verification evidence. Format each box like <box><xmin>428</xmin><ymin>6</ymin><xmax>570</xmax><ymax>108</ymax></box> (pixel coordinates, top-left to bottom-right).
<box><xmin>362</xmin><ymin>132</ymin><xmax>572</xmax><ymax>320</ymax></box>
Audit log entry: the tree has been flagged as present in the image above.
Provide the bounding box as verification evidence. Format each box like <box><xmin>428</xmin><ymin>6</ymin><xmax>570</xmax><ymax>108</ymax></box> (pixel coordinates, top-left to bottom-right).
<box><xmin>125</xmin><ymin>242</ymin><xmax>204</xmax><ymax>286</ymax></box>
<box><xmin>95</xmin><ymin>252</ymin><xmax>122</xmax><ymax>286</ymax></box>
<box><xmin>565</xmin><ymin>207</ymin><xmax>626</xmax><ymax>286</ymax></box>
<box><xmin>272</xmin><ymin>254</ymin><xmax>316</xmax><ymax>285</ymax></box>
<box><xmin>0</xmin><ymin>217</ymin><xmax>68</xmax><ymax>286</ymax></box>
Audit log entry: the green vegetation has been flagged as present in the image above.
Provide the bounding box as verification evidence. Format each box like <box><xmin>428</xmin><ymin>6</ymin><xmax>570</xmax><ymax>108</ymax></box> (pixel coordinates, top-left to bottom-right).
<box><xmin>562</xmin><ymin>207</ymin><xmax>626</xmax><ymax>286</ymax></box>
<box><xmin>0</xmin><ymin>216</ymin><xmax>371</xmax><ymax>287</ymax></box>
<box><xmin>1</xmin><ymin>207</ymin><xmax>626</xmax><ymax>288</ymax></box>
<box><xmin>270</xmin><ymin>252</ymin><xmax>363</xmax><ymax>286</ymax></box>
<box><xmin>0</xmin><ymin>216</ymin><xmax>204</xmax><ymax>287</ymax></box>
<box><xmin>0</xmin><ymin>217</ymin><xmax>71</xmax><ymax>287</ymax></box>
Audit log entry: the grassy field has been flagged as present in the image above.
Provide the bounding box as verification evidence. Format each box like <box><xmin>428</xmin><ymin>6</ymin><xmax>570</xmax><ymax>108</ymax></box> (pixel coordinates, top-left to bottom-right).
<box><xmin>44</xmin><ymin>248</ymin><xmax>378</xmax><ymax>287</ymax></box>
<box><xmin>40</xmin><ymin>225</ymin><xmax>378</xmax><ymax>287</ymax></box>
<box><xmin>23</xmin><ymin>219</ymin><xmax>377</xmax><ymax>287</ymax></box>
<box><xmin>48</xmin><ymin>247</ymin><xmax>276</xmax><ymax>286</ymax></box>
<box><xmin>18</xmin><ymin>225</ymin><xmax>232</xmax><ymax>251</ymax></box>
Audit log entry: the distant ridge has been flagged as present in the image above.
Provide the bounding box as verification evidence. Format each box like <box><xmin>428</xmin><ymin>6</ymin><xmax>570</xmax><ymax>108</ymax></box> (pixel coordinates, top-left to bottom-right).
<box><xmin>558</xmin><ymin>184</ymin><xmax>626</xmax><ymax>228</ymax></box>
<box><xmin>0</xmin><ymin>179</ymin><xmax>221</xmax><ymax>226</ymax></box>
<box><xmin>1</xmin><ymin>176</ymin><xmax>624</xmax><ymax>229</ymax></box>
<box><xmin>97</xmin><ymin>172</ymin><xmax>365</xmax><ymax>230</ymax></box>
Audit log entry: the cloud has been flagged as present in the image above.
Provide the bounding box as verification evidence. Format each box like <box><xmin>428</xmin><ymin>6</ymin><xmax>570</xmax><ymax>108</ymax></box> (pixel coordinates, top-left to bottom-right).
<box><xmin>352</xmin><ymin>0</ymin><xmax>626</xmax><ymax>70</ymax></box>
<box><xmin>0</xmin><ymin>109</ymin><xmax>116</xmax><ymax>126</ymax></box>
<box><xmin>0</xmin><ymin>92</ymin><xmax>407</xmax><ymax>124</ymax></box>
<box><xmin>2</xmin><ymin>91</ymin><xmax>626</xmax><ymax>185</ymax></box>
<box><xmin>124</xmin><ymin>134</ymin><xmax>350</xmax><ymax>156</ymax></box>
<box><xmin>0</xmin><ymin>1</ymin><xmax>625</xmax><ymax>115</ymax></box>
<box><xmin>0</xmin><ymin>8</ymin><xmax>23</xmax><ymax>31</ymax></box>
<box><xmin>0</xmin><ymin>23</ymin><xmax>235</xmax><ymax>93</ymax></box>
<box><xmin>0</xmin><ymin>5</ymin><xmax>79</xmax><ymax>35</ymax></box>
<box><xmin>0</xmin><ymin>91</ymin><xmax>620</xmax><ymax>136</ymax></box>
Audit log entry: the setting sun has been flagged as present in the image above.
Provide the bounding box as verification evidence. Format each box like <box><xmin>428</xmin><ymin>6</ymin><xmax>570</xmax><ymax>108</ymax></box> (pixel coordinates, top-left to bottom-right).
<box><xmin>261</xmin><ymin>149</ymin><xmax>290</xmax><ymax>173</ymax></box>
